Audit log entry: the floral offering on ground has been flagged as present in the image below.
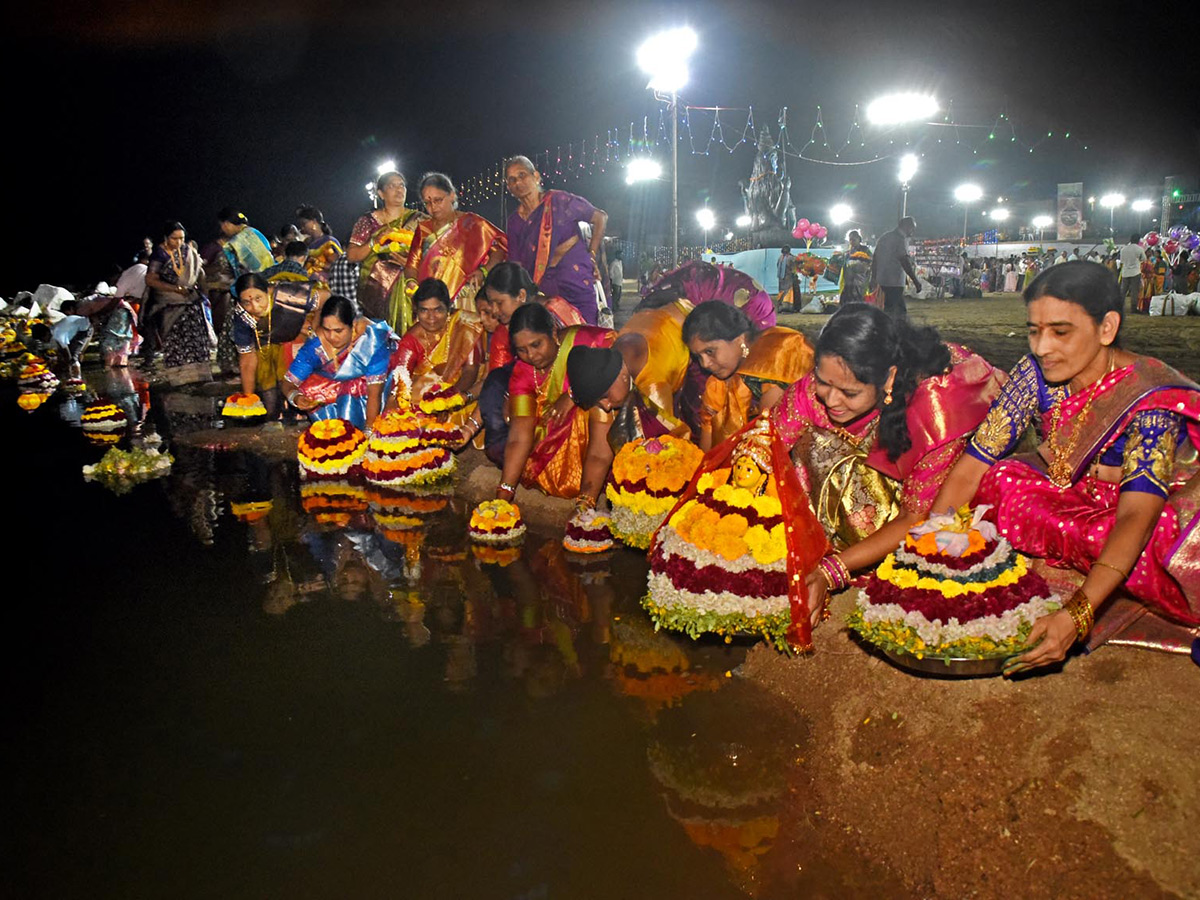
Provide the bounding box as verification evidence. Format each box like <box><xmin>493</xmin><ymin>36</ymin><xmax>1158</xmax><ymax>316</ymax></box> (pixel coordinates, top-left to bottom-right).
<box><xmin>607</xmin><ymin>436</ymin><xmax>704</xmax><ymax>549</ymax></box>
<box><xmin>562</xmin><ymin>508</ymin><xmax>614</xmax><ymax>554</ymax></box>
<box><xmin>847</xmin><ymin>505</ymin><xmax>1060</xmax><ymax>660</ymax></box>
<box><xmin>222</xmin><ymin>392</ymin><xmax>268</xmax><ymax>420</ymax></box>
<box><xmin>297</xmin><ymin>418</ymin><xmax>367</xmax><ymax>480</ymax></box>
<box><xmin>362</xmin><ymin>408</ymin><xmax>455</xmax><ymax>486</ymax></box>
<box><xmin>82</xmin><ymin>447</ymin><xmax>173</xmax><ymax>494</ymax></box>
<box><xmin>644</xmin><ymin>423</ymin><xmax>793</xmax><ymax>650</ymax></box>
<box><xmin>468</xmin><ymin>499</ymin><xmax>526</xmax><ymax>546</ymax></box>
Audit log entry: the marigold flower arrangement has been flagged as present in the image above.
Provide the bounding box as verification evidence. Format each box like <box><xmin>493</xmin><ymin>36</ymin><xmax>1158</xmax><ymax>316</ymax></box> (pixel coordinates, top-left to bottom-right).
<box><xmin>794</xmin><ymin>252</ymin><xmax>827</xmax><ymax>277</ymax></box>
<box><xmin>371</xmin><ymin>227</ymin><xmax>415</xmax><ymax>257</ymax></box>
<box><xmin>847</xmin><ymin>505</ymin><xmax>1061</xmax><ymax>661</ymax></box>
<box><xmin>297</xmin><ymin>418</ymin><xmax>367</xmax><ymax>480</ymax></box>
<box><xmin>468</xmin><ymin>499</ymin><xmax>526</xmax><ymax>546</ymax></box>
<box><xmin>562</xmin><ymin>508</ymin><xmax>614</xmax><ymax>554</ymax></box>
<box><xmin>80</xmin><ymin>401</ymin><xmax>128</xmax><ymax>433</ymax></box>
<box><xmin>18</xmin><ymin>361</ymin><xmax>58</xmax><ymax>395</ymax></box>
<box><xmin>606</xmin><ymin>436</ymin><xmax>703</xmax><ymax>549</ymax></box>
<box><xmin>418</xmin><ymin>382</ymin><xmax>467</xmax><ymax>415</ymax></box>
<box><xmin>644</xmin><ymin>422</ymin><xmax>795</xmax><ymax>651</ymax></box>
<box><xmin>362</xmin><ymin>408</ymin><xmax>456</xmax><ymax>486</ymax></box>
<box><xmin>222</xmin><ymin>392</ymin><xmax>268</xmax><ymax>420</ymax></box>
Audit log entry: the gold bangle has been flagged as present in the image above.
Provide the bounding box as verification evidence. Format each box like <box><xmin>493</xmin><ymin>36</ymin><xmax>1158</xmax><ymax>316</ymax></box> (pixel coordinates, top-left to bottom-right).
<box><xmin>1091</xmin><ymin>560</ymin><xmax>1127</xmax><ymax>579</ymax></box>
<box><xmin>1064</xmin><ymin>588</ymin><xmax>1094</xmax><ymax>641</ymax></box>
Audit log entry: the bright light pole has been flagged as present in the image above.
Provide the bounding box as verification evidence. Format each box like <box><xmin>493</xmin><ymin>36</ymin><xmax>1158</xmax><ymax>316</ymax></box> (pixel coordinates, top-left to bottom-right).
<box><xmin>637</xmin><ymin>26</ymin><xmax>698</xmax><ymax>267</ymax></box>
<box><xmin>625</xmin><ymin>157</ymin><xmax>663</xmax><ymax>185</ymax></box>
<box><xmin>1131</xmin><ymin>197</ymin><xmax>1153</xmax><ymax>233</ymax></box>
<box><xmin>829</xmin><ymin>204</ymin><xmax>853</xmax><ymax>227</ymax></box>
<box><xmin>898</xmin><ymin>154</ymin><xmax>919</xmax><ymax>217</ymax></box>
<box><xmin>954</xmin><ymin>183</ymin><xmax>983</xmax><ymax>243</ymax></box>
<box><xmin>696</xmin><ymin>207</ymin><xmax>715</xmax><ymax>254</ymax></box>
<box><xmin>376</xmin><ymin>159</ymin><xmax>397</xmax><ymax>177</ymax></box>
<box><xmin>1100</xmin><ymin>193</ymin><xmax>1125</xmax><ymax>237</ymax></box>
<box><xmin>736</xmin><ymin>213</ymin><xmax>752</xmax><ymax>249</ymax></box>
<box><xmin>1032</xmin><ymin>215</ymin><xmax>1054</xmax><ymax>245</ymax></box>
<box><xmin>866</xmin><ymin>93</ymin><xmax>939</xmax><ymax>126</ymax></box>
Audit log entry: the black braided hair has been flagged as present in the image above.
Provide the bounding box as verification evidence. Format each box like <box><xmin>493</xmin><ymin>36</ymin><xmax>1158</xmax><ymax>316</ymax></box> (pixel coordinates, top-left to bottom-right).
<box><xmin>815</xmin><ymin>303</ymin><xmax>951</xmax><ymax>461</ymax></box>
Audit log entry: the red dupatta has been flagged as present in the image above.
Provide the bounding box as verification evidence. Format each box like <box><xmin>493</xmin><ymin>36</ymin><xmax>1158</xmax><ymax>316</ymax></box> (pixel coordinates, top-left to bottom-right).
<box><xmin>650</xmin><ymin>418</ymin><xmax>830</xmax><ymax>650</ymax></box>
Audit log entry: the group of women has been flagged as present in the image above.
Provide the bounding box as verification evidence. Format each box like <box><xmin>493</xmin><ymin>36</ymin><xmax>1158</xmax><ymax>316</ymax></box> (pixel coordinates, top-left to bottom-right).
<box><xmin>153</xmin><ymin>163</ymin><xmax>1200</xmax><ymax>671</ymax></box>
<box><xmin>480</xmin><ymin>258</ymin><xmax>1199</xmax><ymax>672</ymax></box>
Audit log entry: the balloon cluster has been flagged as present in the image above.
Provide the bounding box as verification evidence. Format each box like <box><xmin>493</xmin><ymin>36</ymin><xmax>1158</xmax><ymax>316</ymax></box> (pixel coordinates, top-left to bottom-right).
<box><xmin>1141</xmin><ymin>225</ymin><xmax>1200</xmax><ymax>263</ymax></box>
<box><xmin>791</xmin><ymin>218</ymin><xmax>827</xmax><ymax>247</ymax></box>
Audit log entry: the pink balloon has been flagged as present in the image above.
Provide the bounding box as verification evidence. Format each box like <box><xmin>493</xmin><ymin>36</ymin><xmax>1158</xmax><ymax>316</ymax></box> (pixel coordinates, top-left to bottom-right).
<box><xmin>797</xmin><ymin>218</ymin><xmax>810</xmax><ymax>231</ymax></box>
<box><xmin>791</xmin><ymin>222</ymin><xmax>807</xmax><ymax>240</ymax></box>
<box><xmin>1145</xmin><ymin>231</ymin><xmax>1160</xmax><ymax>247</ymax></box>
<box><xmin>816</xmin><ymin>225</ymin><xmax>828</xmax><ymax>239</ymax></box>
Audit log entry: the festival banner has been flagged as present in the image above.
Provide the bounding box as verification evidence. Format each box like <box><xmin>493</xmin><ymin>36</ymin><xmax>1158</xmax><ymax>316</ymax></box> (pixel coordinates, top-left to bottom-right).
<box><xmin>1057</xmin><ymin>182</ymin><xmax>1083</xmax><ymax>241</ymax></box>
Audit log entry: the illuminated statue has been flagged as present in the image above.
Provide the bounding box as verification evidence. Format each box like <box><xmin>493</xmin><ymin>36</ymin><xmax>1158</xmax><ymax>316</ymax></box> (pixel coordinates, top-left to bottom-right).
<box><xmin>739</xmin><ymin>125</ymin><xmax>795</xmax><ymax>238</ymax></box>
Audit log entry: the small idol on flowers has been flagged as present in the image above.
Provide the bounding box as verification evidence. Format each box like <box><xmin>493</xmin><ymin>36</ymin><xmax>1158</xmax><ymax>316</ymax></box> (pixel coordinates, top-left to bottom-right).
<box><xmin>644</xmin><ymin>418</ymin><xmax>827</xmax><ymax>652</ymax></box>
<box><xmin>606</xmin><ymin>436</ymin><xmax>703</xmax><ymax>549</ymax></box>
<box><xmin>296</xmin><ymin>418</ymin><xmax>367</xmax><ymax>480</ymax></box>
<box><xmin>468</xmin><ymin>499</ymin><xmax>526</xmax><ymax>546</ymax></box>
<box><xmin>80</xmin><ymin>401</ymin><xmax>128</xmax><ymax>433</ymax></box>
<box><xmin>848</xmin><ymin>505</ymin><xmax>1062</xmax><ymax>664</ymax></box>
<box><xmin>222</xmin><ymin>392</ymin><xmax>269</xmax><ymax>424</ymax></box>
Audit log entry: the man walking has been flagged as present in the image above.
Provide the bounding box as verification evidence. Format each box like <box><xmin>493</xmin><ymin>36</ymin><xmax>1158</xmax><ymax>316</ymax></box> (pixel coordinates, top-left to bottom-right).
<box><xmin>1118</xmin><ymin>233</ymin><xmax>1146</xmax><ymax>314</ymax></box>
<box><xmin>870</xmin><ymin>216</ymin><xmax>921</xmax><ymax>317</ymax></box>
<box><xmin>776</xmin><ymin>246</ymin><xmax>796</xmax><ymax>310</ymax></box>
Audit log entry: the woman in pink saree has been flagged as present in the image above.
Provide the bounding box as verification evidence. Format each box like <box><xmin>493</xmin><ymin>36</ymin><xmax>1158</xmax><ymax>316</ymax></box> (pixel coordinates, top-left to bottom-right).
<box><xmin>771</xmin><ymin>304</ymin><xmax>1004</xmax><ymax>625</ymax></box>
<box><xmin>935</xmin><ymin>261</ymin><xmax>1200</xmax><ymax>674</ymax></box>
<box><xmin>404</xmin><ymin>172</ymin><xmax>506</xmax><ymax>316</ymax></box>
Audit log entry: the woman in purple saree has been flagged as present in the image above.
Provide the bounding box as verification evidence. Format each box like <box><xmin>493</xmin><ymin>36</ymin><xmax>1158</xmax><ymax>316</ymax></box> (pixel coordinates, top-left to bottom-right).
<box><xmin>504</xmin><ymin>155</ymin><xmax>608</xmax><ymax>326</ymax></box>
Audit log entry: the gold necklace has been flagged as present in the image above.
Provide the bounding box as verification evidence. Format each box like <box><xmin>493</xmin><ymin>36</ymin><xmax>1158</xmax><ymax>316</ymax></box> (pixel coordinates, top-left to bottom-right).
<box><xmin>1047</xmin><ymin>348</ymin><xmax>1114</xmax><ymax>487</ymax></box>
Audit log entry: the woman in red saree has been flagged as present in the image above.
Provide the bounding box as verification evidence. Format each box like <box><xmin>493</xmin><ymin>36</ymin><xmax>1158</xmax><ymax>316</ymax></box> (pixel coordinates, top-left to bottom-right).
<box><xmin>935</xmin><ymin>261</ymin><xmax>1200</xmax><ymax>674</ymax></box>
<box><xmin>494</xmin><ymin>303</ymin><xmax>615</xmax><ymax>503</ymax></box>
<box><xmin>405</xmin><ymin>172</ymin><xmax>506</xmax><ymax>315</ymax></box>
<box><xmin>387</xmin><ymin>278</ymin><xmax>485</xmax><ymax>429</ymax></box>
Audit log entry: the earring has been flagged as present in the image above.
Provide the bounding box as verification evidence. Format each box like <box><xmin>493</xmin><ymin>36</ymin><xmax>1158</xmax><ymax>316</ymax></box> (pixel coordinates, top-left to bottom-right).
<box><xmin>883</xmin><ymin>387</ymin><xmax>893</xmax><ymax>406</ymax></box>
<box><xmin>741</xmin><ymin>342</ymin><xmax>750</xmax><ymax>359</ymax></box>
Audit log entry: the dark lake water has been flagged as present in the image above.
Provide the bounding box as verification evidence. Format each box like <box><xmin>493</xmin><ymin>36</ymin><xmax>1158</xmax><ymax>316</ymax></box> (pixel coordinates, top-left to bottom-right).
<box><xmin>3</xmin><ymin>374</ymin><xmax>900</xmax><ymax>899</ymax></box>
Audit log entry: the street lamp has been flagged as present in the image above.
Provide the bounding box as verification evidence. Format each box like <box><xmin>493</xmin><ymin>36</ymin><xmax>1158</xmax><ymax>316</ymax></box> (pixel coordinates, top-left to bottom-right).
<box><xmin>989</xmin><ymin>208</ymin><xmax>1009</xmax><ymax>221</ymax></box>
<box><xmin>637</xmin><ymin>26</ymin><xmax>698</xmax><ymax>267</ymax></box>
<box><xmin>1131</xmin><ymin>197</ymin><xmax>1153</xmax><ymax>232</ymax></box>
<box><xmin>954</xmin><ymin>183</ymin><xmax>983</xmax><ymax>243</ymax></box>
<box><xmin>898</xmin><ymin>154</ymin><xmax>919</xmax><ymax>217</ymax></box>
<box><xmin>866</xmin><ymin>93</ymin><xmax>939</xmax><ymax>125</ymax></box>
<box><xmin>1100</xmin><ymin>193</ymin><xmax>1125</xmax><ymax>237</ymax></box>
<box><xmin>625</xmin><ymin>157</ymin><xmax>663</xmax><ymax>185</ymax></box>
<box><xmin>829</xmin><ymin>203</ymin><xmax>852</xmax><ymax>226</ymax></box>
<box><xmin>696</xmin><ymin>207</ymin><xmax>716</xmax><ymax>254</ymax></box>
<box><xmin>1032</xmin><ymin>215</ymin><xmax>1054</xmax><ymax>244</ymax></box>
<box><xmin>376</xmin><ymin>159</ymin><xmax>397</xmax><ymax>177</ymax></box>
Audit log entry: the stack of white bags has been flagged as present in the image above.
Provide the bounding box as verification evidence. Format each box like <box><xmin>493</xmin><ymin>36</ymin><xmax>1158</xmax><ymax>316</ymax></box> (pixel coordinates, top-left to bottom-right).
<box><xmin>1148</xmin><ymin>293</ymin><xmax>1200</xmax><ymax>316</ymax></box>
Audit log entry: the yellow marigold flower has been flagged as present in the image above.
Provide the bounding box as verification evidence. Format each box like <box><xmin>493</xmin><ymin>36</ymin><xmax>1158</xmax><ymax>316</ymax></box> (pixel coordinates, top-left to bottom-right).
<box><xmin>715</xmin><ymin>513</ymin><xmax>749</xmax><ymax>537</ymax></box>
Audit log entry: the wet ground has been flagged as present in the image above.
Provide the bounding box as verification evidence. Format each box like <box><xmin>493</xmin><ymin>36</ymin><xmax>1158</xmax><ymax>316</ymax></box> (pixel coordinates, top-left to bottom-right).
<box><xmin>4</xmin><ymin>296</ymin><xmax>1199</xmax><ymax>899</ymax></box>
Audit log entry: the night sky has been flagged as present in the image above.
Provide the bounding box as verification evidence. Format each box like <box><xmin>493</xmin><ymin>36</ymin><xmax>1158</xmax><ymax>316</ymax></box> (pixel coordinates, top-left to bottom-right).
<box><xmin>11</xmin><ymin>0</ymin><xmax>1197</xmax><ymax>294</ymax></box>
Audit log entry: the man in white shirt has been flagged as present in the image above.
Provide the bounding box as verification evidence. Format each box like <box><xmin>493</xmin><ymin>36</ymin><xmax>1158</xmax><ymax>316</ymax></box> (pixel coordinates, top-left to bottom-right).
<box><xmin>114</xmin><ymin>251</ymin><xmax>149</xmax><ymax>300</ymax></box>
<box><xmin>869</xmin><ymin>217</ymin><xmax>920</xmax><ymax>317</ymax></box>
<box><xmin>608</xmin><ymin>251</ymin><xmax>623</xmax><ymax>307</ymax></box>
<box><xmin>1118</xmin><ymin>232</ymin><xmax>1147</xmax><ymax>314</ymax></box>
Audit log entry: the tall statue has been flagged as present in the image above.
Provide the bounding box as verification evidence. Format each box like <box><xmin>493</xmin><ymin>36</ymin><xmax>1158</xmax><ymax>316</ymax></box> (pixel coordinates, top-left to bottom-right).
<box><xmin>739</xmin><ymin>126</ymin><xmax>795</xmax><ymax>239</ymax></box>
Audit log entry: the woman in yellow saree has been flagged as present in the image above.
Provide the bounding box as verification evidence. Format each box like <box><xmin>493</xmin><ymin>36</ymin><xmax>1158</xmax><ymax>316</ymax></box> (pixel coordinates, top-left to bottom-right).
<box><xmin>683</xmin><ymin>301</ymin><xmax>814</xmax><ymax>450</ymax></box>
<box><xmin>405</xmin><ymin>172</ymin><xmax>506</xmax><ymax>317</ymax></box>
<box><xmin>345</xmin><ymin>171</ymin><xmax>428</xmax><ymax>330</ymax></box>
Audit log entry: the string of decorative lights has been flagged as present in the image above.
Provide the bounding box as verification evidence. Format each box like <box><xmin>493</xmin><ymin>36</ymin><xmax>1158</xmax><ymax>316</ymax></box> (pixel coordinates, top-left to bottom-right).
<box><xmin>453</xmin><ymin>100</ymin><xmax>1093</xmax><ymax>207</ymax></box>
